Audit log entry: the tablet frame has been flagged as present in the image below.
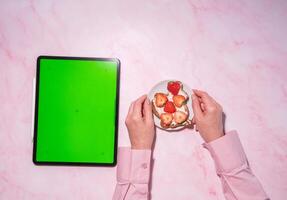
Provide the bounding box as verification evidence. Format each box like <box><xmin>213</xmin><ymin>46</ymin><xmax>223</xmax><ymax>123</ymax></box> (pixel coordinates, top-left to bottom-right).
<box><xmin>33</xmin><ymin>55</ymin><xmax>120</xmax><ymax>166</ymax></box>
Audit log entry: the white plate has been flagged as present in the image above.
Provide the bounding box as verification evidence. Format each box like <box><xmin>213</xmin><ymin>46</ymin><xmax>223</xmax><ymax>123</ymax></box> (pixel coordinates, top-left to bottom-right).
<box><xmin>148</xmin><ymin>80</ymin><xmax>193</xmax><ymax>131</ymax></box>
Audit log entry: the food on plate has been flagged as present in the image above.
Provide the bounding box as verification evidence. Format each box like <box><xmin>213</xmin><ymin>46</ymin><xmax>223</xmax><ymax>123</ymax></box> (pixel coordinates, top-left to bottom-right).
<box><xmin>160</xmin><ymin>113</ymin><xmax>173</xmax><ymax>127</ymax></box>
<box><xmin>152</xmin><ymin>81</ymin><xmax>192</xmax><ymax>129</ymax></box>
<box><xmin>174</xmin><ymin>111</ymin><xmax>188</xmax><ymax>124</ymax></box>
<box><xmin>163</xmin><ymin>101</ymin><xmax>176</xmax><ymax>113</ymax></box>
<box><xmin>173</xmin><ymin>95</ymin><xmax>186</xmax><ymax>107</ymax></box>
<box><xmin>167</xmin><ymin>81</ymin><xmax>181</xmax><ymax>95</ymax></box>
<box><xmin>154</xmin><ymin>93</ymin><xmax>168</xmax><ymax>107</ymax></box>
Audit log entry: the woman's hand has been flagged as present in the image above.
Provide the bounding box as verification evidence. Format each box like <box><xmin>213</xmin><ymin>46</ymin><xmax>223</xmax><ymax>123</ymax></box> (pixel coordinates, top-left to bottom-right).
<box><xmin>125</xmin><ymin>95</ymin><xmax>155</xmax><ymax>149</ymax></box>
<box><xmin>192</xmin><ymin>89</ymin><xmax>224</xmax><ymax>143</ymax></box>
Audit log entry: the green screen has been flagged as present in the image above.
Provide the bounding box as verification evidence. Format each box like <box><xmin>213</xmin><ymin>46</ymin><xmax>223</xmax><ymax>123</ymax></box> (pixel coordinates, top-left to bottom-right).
<box><xmin>34</xmin><ymin>57</ymin><xmax>119</xmax><ymax>165</ymax></box>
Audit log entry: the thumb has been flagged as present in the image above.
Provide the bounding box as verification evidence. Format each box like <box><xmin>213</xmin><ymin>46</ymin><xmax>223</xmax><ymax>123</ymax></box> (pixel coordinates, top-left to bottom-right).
<box><xmin>143</xmin><ymin>97</ymin><xmax>153</xmax><ymax>122</ymax></box>
<box><xmin>192</xmin><ymin>94</ymin><xmax>203</xmax><ymax>118</ymax></box>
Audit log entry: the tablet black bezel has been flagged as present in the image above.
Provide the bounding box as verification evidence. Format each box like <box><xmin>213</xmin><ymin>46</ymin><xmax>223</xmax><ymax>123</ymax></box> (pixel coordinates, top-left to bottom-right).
<box><xmin>33</xmin><ymin>55</ymin><xmax>120</xmax><ymax>167</ymax></box>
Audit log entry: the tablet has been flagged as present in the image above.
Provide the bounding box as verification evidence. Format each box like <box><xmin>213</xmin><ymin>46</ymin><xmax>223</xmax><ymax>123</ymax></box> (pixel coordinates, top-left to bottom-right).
<box><xmin>33</xmin><ymin>56</ymin><xmax>120</xmax><ymax>166</ymax></box>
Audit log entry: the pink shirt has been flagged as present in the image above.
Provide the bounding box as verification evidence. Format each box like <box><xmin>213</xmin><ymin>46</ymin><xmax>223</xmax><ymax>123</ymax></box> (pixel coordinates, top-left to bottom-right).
<box><xmin>112</xmin><ymin>131</ymin><xmax>269</xmax><ymax>200</ymax></box>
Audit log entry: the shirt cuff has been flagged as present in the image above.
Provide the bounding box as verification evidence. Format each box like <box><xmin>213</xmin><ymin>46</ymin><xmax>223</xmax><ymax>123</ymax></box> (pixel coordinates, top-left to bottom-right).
<box><xmin>117</xmin><ymin>147</ymin><xmax>152</xmax><ymax>184</ymax></box>
<box><xmin>203</xmin><ymin>130</ymin><xmax>247</xmax><ymax>174</ymax></box>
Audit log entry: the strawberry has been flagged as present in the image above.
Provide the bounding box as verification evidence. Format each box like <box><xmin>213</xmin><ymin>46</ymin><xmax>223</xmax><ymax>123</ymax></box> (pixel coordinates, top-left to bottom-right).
<box><xmin>160</xmin><ymin>120</ymin><xmax>171</xmax><ymax>128</ymax></box>
<box><xmin>164</xmin><ymin>101</ymin><xmax>176</xmax><ymax>113</ymax></box>
<box><xmin>160</xmin><ymin>113</ymin><xmax>173</xmax><ymax>127</ymax></box>
<box><xmin>173</xmin><ymin>95</ymin><xmax>186</xmax><ymax>107</ymax></box>
<box><xmin>167</xmin><ymin>81</ymin><xmax>181</xmax><ymax>95</ymax></box>
<box><xmin>174</xmin><ymin>111</ymin><xmax>188</xmax><ymax>124</ymax></box>
<box><xmin>154</xmin><ymin>93</ymin><xmax>168</xmax><ymax>107</ymax></box>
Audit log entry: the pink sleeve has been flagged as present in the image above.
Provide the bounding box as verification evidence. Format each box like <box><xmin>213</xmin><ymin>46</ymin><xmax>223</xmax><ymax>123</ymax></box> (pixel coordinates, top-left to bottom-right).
<box><xmin>203</xmin><ymin>130</ymin><xmax>269</xmax><ymax>200</ymax></box>
<box><xmin>112</xmin><ymin>147</ymin><xmax>152</xmax><ymax>200</ymax></box>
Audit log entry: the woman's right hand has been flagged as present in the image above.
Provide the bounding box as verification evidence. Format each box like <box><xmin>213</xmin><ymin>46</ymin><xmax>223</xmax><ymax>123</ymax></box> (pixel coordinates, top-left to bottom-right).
<box><xmin>191</xmin><ymin>89</ymin><xmax>224</xmax><ymax>143</ymax></box>
<box><xmin>125</xmin><ymin>95</ymin><xmax>155</xmax><ymax>149</ymax></box>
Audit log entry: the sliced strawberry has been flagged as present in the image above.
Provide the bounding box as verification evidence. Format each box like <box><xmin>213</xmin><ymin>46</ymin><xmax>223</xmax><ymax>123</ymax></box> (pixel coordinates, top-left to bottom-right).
<box><xmin>160</xmin><ymin>113</ymin><xmax>173</xmax><ymax>127</ymax></box>
<box><xmin>160</xmin><ymin>120</ymin><xmax>170</xmax><ymax>128</ymax></box>
<box><xmin>154</xmin><ymin>93</ymin><xmax>168</xmax><ymax>107</ymax></box>
<box><xmin>173</xmin><ymin>95</ymin><xmax>186</xmax><ymax>107</ymax></box>
<box><xmin>167</xmin><ymin>81</ymin><xmax>181</xmax><ymax>95</ymax></box>
<box><xmin>174</xmin><ymin>111</ymin><xmax>188</xmax><ymax>124</ymax></box>
<box><xmin>164</xmin><ymin>101</ymin><xmax>176</xmax><ymax>113</ymax></box>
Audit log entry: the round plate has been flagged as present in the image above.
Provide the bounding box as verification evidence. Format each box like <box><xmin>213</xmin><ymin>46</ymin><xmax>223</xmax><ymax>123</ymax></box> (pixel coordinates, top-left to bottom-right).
<box><xmin>148</xmin><ymin>80</ymin><xmax>193</xmax><ymax>131</ymax></box>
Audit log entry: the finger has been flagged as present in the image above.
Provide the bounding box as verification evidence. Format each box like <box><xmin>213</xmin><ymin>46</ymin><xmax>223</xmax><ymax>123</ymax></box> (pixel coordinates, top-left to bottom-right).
<box><xmin>191</xmin><ymin>117</ymin><xmax>195</xmax><ymax>124</ymax></box>
<box><xmin>193</xmin><ymin>89</ymin><xmax>217</xmax><ymax>102</ymax></box>
<box><xmin>143</xmin><ymin>98</ymin><xmax>153</xmax><ymax>122</ymax></box>
<box><xmin>192</xmin><ymin>94</ymin><xmax>203</xmax><ymax>118</ymax></box>
<box><xmin>200</xmin><ymin>102</ymin><xmax>205</xmax><ymax>111</ymax></box>
<box><xmin>193</xmin><ymin>89</ymin><xmax>215</xmax><ymax>109</ymax></box>
<box><xmin>193</xmin><ymin>89</ymin><xmax>210</xmax><ymax>99</ymax></box>
<box><xmin>133</xmin><ymin>94</ymin><xmax>147</xmax><ymax>117</ymax></box>
<box><xmin>197</xmin><ymin>97</ymin><xmax>205</xmax><ymax>111</ymax></box>
<box><xmin>127</xmin><ymin>102</ymin><xmax>135</xmax><ymax>118</ymax></box>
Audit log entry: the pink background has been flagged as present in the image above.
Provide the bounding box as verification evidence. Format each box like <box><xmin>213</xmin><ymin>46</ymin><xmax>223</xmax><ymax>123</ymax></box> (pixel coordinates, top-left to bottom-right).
<box><xmin>1</xmin><ymin>0</ymin><xmax>287</xmax><ymax>199</ymax></box>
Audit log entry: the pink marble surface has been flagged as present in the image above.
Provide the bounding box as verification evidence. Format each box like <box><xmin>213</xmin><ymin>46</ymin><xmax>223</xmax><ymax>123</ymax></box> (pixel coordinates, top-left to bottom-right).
<box><xmin>1</xmin><ymin>0</ymin><xmax>287</xmax><ymax>199</ymax></box>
